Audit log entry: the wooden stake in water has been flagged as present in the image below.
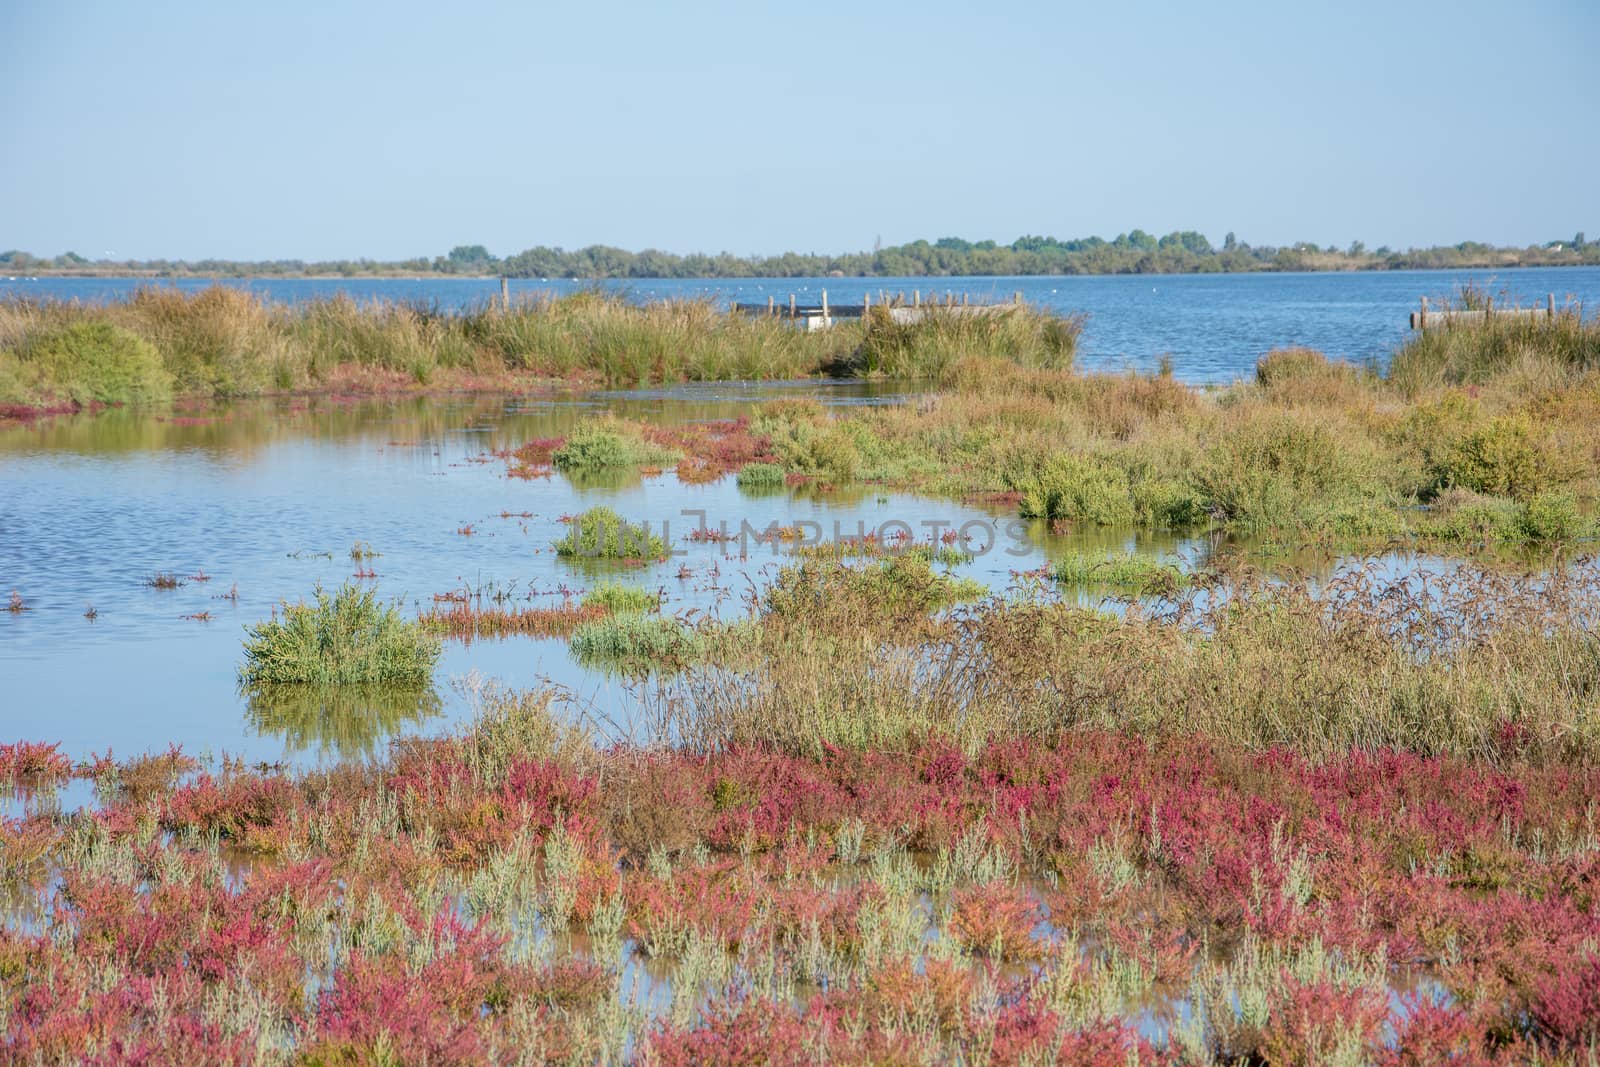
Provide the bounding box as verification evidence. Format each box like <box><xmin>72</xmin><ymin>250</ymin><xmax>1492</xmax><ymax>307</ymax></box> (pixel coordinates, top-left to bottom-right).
<box><xmin>500</xmin><ymin>277</ymin><xmax>510</xmax><ymax>312</ymax></box>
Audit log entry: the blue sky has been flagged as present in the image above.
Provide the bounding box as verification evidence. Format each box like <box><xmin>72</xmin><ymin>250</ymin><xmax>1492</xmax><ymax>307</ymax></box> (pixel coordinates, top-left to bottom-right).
<box><xmin>2</xmin><ymin>0</ymin><xmax>1595</xmax><ymax>260</ymax></box>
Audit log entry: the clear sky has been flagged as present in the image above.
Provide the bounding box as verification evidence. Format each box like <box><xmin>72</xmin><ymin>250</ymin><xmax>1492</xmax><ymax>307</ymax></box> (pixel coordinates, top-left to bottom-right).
<box><xmin>2</xmin><ymin>0</ymin><xmax>1595</xmax><ymax>261</ymax></box>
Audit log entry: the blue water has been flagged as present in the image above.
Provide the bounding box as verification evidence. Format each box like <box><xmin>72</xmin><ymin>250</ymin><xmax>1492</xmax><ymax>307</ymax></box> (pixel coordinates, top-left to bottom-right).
<box><xmin>4</xmin><ymin>268</ymin><xmax>1597</xmax><ymax>383</ymax></box>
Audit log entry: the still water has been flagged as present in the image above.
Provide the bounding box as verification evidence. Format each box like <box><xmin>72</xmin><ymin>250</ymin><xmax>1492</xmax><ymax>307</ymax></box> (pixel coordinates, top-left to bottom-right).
<box><xmin>5</xmin><ymin>267</ymin><xmax>1599</xmax><ymax>383</ymax></box>
<box><xmin>1</xmin><ymin>387</ymin><xmax>1221</xmax><ymax>768</ymax></box>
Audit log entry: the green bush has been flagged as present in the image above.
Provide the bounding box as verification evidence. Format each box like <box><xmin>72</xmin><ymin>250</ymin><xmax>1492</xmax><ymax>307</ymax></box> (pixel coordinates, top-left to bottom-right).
<box><xmin>1516</xmin><ymin>491</ymin><xmax>1585</xmax><ymax>541</ymax></box>
<box><xmin>1133</xmin><ymin>478</ymin><xmax>1210</xmax><ymax>529</ymax></box>
<box><xmin>1015</xmin><ymin>453</ymin><xmax>1135</xmax><ymax>526</ymax></box>
<box><xmin>735</xmin><ymin>462</ymin><xmax>786</xmax><ymax>489</ymax></box>
<box><xmin>552</xmin><ymin>422</ymin><xmax>672</xmax><ymax>471</ymax></box>
<box><xmin>569</xmin><ymin>614</ymin><xmax>701</xmax><ymax>669</ymax></box>
<box><xmin>1197</xmin><ymin>411</ymin><xmax>1386</xmax><ymax>531</ymax></box>
<box><xmin>240</xmin><ymin>583</ymin><xmax>439</xmax><ymax>687</ymax></box>
<box><xmin>23</xmin><ymin>322</ymin><xmax>172</xmax><ymax>406</ymax></box>
<box><xmin>1051</xmin><ymin>551</ymin><xmax>1188</xmax><ymax>594</ymax></box>
<box><xmin>1439</xmin><ymin>414</ymin><xmax>1555</xmax><ymax>501</ymax></box>
<box><xmin>581</xmin><ymin>581</ymin><xmax>660</xmax><ymax>613</ymax></box>
<box><xmin>553</xmin><ymin>507</ymin><xmax>668</xmax><ymax>561</ymax></box>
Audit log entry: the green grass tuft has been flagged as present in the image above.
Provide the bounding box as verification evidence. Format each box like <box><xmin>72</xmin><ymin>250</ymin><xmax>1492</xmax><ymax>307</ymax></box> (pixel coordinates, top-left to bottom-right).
<box><xmin>553</xmin><ymin>507</ymin><xmax>668</xmax><ymax>561</ymax></box>
<box><xmin>239</xmin><ymin>583</ymin><xmax>440</xmax><ymax>687</ymax></box>
<box><xmin>581</xmin><ymin>581</ymin><xmax>660</xmax><ymax>613</ymax></box>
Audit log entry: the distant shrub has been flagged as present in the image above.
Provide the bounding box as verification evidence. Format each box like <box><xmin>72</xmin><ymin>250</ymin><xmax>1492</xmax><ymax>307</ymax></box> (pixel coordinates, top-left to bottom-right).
<box><xmin>1052</xmin><ymin>551</ymin><xmax>1188</xmax><ymax>595</ymax></box>
<box><xmin>554</xmin><ymin>507</ymin><xmax>667</xmax><ymax>561</ymax></box>
<box><xmin>581</xmin><ymin>581</ymin><xmax>659</xmax><ymax>613</ymax></box>
<box><xmin>1015</xmin><ymin>453</ymin><xmax>1134</xmax><ymax>526</ymax></box>
<box><xmin>240</xmin><ymin>583</ymin><xmax>439</xmax><ymax>687</ymax></box>
<box><xmin>24</xmin><ymin>322</ymin><xmax>172</xmax><ymax>406</ymax></box>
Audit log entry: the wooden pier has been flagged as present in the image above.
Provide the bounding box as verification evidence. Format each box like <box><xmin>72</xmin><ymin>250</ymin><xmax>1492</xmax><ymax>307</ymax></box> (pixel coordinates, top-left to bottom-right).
<box><xmin>735</xmin><ymin>289</ymin><xmax>1024</xmax><ymax>330</ymax></box>
<box><xmin>1410</xmin><ymin>293</ymin><xmax>1559</xmax><ymax>330</ymax></box>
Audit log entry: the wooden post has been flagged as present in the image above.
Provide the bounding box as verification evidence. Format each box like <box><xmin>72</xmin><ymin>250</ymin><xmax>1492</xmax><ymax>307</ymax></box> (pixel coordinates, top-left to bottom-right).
<box><xmin>1548</xmin><ymin>293</ymin><xmax>1556</xmax><ymax>319</ymax></box>
<box><xmin>961</xmin><ymin>292</ymin><xmax>969</xmax><ymax>306</ymax></box>
<box><xmin>1014</xmin><ymin>291</ymin><xmax>1022</xmax><ymax>305</ymax></box>
<box><xmin>500</xmin><ymin>276</ymin><xmax>509</xmax><ymax>312</ymax></box>
<box><xmin>789</xmin><ymin>293</ymin><xmax>796</xmax><ymax>319</ymax></box>
<box><xmin>767</xmin><ymin>294</ymin><xmax>775</xmax><ymax>316</ymax></box>
<box><xmin>1485</xmin><ymin>296</ymin><xmax>1493</xmax><ymax>324</ymax></box>
<box><xmin>913</xmin><ymin>289</ymin><xmax>920</xmax><ymax>307</ymax></box>
<box><xmin>821</xmin><ymin>289</ymin><xmax>829</xmax><ymax>325</ymax></box>
<box><xmin>864</xmin><ymin>291</ymin><xmax>871</xmax><ymax>314</ymax></box>
<box><xmin>1420</xmin><ymin>296</ymin><xmax>1428</xmax><ymax>329</ymax></box>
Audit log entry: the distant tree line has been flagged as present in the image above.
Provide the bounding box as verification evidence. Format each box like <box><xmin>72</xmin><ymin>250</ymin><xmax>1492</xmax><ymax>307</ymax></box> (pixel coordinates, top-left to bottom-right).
<box><xmin>3</xmin><ymin>232</ymin><xmax>1595</xmax><ymax>279</ymax></box>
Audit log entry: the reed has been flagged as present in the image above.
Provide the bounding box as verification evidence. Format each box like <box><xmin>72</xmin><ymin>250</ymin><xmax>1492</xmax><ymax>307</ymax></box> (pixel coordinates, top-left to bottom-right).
<box><xmin>0</xmin><ymin>287</ymin><xmax>1086</xmax><ymax>411</ymax></box>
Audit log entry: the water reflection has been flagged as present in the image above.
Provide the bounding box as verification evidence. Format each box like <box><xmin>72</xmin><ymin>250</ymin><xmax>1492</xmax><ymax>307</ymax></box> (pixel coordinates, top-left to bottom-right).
<box><xmin>245</xmin><ymin>684</ymin><xmax>443</xmax><ymax>758</ymax></box>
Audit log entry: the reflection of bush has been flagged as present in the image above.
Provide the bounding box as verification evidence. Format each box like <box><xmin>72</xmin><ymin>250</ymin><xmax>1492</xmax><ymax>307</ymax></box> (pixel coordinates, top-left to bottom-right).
<box><xmin>246</xmin><ymin>684</ymin><xmax>441</xmax><ymax>758</ymax></box>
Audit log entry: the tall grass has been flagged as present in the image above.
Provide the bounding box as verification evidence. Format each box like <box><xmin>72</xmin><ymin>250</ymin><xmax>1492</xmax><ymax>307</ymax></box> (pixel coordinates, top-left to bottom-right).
<box><xmin>1389</xmin><ymin>304</ymin><xmax>1600</xmax><ymax>395</ymax></box>
<box><xmin>0</xmin><ymin>287</ymin><xmax>1084</xmax><ymax>409</ymax></box>
<box><xmin>658</xmin><ymin>560</ymin><xmax>1600</xmax><ymax>763</ymax></box>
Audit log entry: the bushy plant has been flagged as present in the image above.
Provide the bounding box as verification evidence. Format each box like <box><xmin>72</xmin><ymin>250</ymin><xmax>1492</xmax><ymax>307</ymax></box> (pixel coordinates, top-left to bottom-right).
<box><xmin>734</xmin><ymin>462</ymin><xmax>786</xmax><ymax>489</ymax></box>
<box><xmin>20</xmin><ymin>321</ymin><xmax>172</xmax><ymax>406</ymax></box>
<box><xmin>1014</xmin><ymin>453</ymin><xmax>1134</xmax><ymax>526</ymax></box>
<box><xmin>551</xmin><ymin>420</ymin><xmax>674</xmax><ymax>471</ymax></box>
<box><xmin>240</xmin><ymin>583</ymin><xmax>440</xmax><ymax>686</ymax></box>
<box><xmin>1439</xmin><ymin>414</ymin><xmax>1556</xmax><ymax>500</ymax></box>
<box><xmin>1197</xmin><ymin>410</ymin><xmax>1386</xmax><ymax>531</ymax></box>
<box><xmin>553</xmin><ymin>507</ymin><xmax>667</xmax><ymax>561</ymax></box>
<box><xmin>581</xmin><ymin>581</ymin><xmax>659</xmax><ymax>613</ymax></box>
<box><xmin>569</xmin><ymin>613</ymin><xmax>701</xmax><ymax>669</ymax></box>
<box><xmin>1051</xmin><ymin>551</ymin><xmax>1188</xmax><ymax>594</ymax></box>
<box><xmin>1132</xmin><ymin>478</ymin><xmax>1210</xmax><ymax>528</ymax></box>
<box><xmin>1516</xmin><ymin>491</ymin><xmax>1585</xmax><ymax>541</ymax></box>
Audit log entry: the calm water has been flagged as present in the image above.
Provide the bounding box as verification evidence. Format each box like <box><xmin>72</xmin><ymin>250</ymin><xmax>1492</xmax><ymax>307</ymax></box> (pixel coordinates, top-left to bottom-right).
<box><xmin>4</xmin><ymin>268</ymin><xmax>1598</xmax><ymax>383</ymax></box>
<box><xmin>1</xmin><ymin>388</ymin><xmax>1216</xmax><ymax>769</ymax></box>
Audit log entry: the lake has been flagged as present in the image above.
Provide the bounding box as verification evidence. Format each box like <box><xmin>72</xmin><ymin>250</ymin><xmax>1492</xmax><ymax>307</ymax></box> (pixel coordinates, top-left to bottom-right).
<box><xmin>5</xmin><ymin>266</ymin><xmax>1599</xmax><ymax>383</ymax></box>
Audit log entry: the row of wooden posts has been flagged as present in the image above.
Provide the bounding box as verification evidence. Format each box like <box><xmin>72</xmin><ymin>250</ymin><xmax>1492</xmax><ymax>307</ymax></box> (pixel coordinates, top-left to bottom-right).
<box><xmin>1411</xmin><ymin>293</ymin><xmax>1560</xmax><ymax>329</ymax></box>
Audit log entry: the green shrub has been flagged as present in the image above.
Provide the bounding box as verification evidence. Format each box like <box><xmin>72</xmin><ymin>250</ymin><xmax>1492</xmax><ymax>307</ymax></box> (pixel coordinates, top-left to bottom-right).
<box><xmin>23</xmin><ymin>322</ymin><xmax>172</xmax><ymax>406</ymax></box>
<box><xmin>1015</xmin><ymin>453</ymin><xmax>1135</xmax><ymax>526</ymax></box>
<box><xmin>581</xmin><ymin>581</ymin><xmax>660</xmax><ymax>613</ymax></box>
<box><xmin>1197</xmin><ymin>411</ymin><xmax>1386</xmax><ymax>531</ymax></box>
<box><xmin>1132</xmin><ymin>478</ymin><xmax>1210</xmax><ymax>529</ymax></box>
<box><xmin>551</xmin><ymin>421</ymin><xmax>673</xmax><ymax>471</ymax></box>
<box><xmin>735</xmin><ymin>462</ymin><xmax>786</xmax><ymax>489</ymax></box>
<box><xmin>553</xmin><ymin>507</ymin><xmax>668</xmax><ymax>561</ymax></box>
<box><xmin>1425</xmin><ymin>489</ymin><xmax>1521</xmax><ymax>542</ymax></box>
<box><xmin>1516</xmin><ymin>491</ymin><xmax>1585</xmax><ymax>541</ymax></box>
<box><xmin>569</xmin><ymin>614</ymin><xmax>701</xmax><ymax>669</ymax></box>
<box><xmin>239</xmin><ymin>583</ymin><xmax>440</xmax><ymax>687</ymax></box>
<box><xmin>1439</xmin><ymin>414</ymin><xmax>1555</xmax><ymax>501</ymax></box>
<box><xmin>1051</xmin><ymin>551</ymin><xmax>1188</xmax><ymax>594</ymax></box>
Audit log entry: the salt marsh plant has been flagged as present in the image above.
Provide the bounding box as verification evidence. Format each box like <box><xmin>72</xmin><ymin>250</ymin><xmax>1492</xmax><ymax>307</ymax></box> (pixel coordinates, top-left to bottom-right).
<box><xmin>569</xmin><ymin>613</ymin><xmax>702</xmax><ymax>670</ymax></box>
<box><xmin>0</xmin><ymin>320</ymin><xmax>172</xmax><ymax>407</ymax></box>
<box><xmin>553</xmin><ymin>507</ymin><xmax>667</xmax><ymax>561</ymax></box>
<box><xmin>239</xmin><ymin>582</ymin><xmax>440</xmax><ymax>686</ymax></box>
<box><xmin>733</xmin><ymin>461</ymin><xmax>785</xmax><ymax>490</ymax></box>
<box><xmin>550</xmin><ymin>419</ymin><xmax>676</xmax><ymax>472</ymax></box>
<box><xmin>1051</xmin><ymin>550</ymin><xmax>1189</xmax><ymax>594</ymax></box>
<box><xmin>580</xmin><ymin>581</ymin><xmax>659</xmax><ymax>613</ymax></box>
